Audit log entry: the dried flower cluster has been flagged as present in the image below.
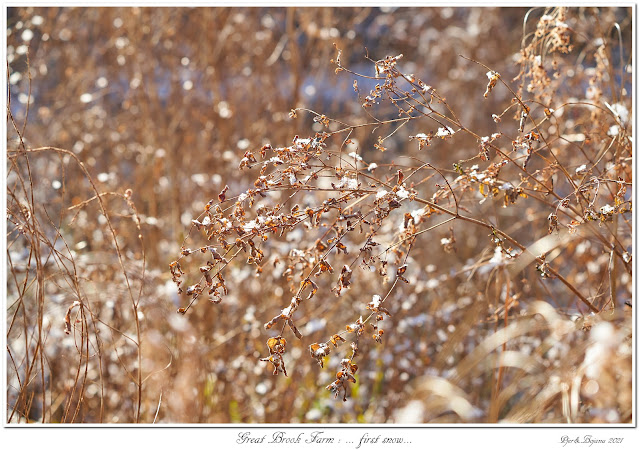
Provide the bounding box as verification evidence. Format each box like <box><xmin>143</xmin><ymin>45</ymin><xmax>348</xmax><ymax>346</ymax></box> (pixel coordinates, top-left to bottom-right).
<box><xmin>170</xmin><ymin>7</ymin><xmax>632</xmax><ymax>405</ymax></box>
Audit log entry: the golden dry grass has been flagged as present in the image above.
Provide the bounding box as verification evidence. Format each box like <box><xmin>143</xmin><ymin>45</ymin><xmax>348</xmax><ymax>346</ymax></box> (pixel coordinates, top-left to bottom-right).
<box><xmin>6</xmin><ymin>6</ymin><xmax>632</xmax><ymax>423</ymax></box>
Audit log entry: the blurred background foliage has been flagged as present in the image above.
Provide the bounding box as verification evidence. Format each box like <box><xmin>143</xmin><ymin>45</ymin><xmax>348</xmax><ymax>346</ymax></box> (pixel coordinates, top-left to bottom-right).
<box><xmin>6</xmin><ymin>6</ymin><xmax>632</xmax><ymax>423</ymax></box>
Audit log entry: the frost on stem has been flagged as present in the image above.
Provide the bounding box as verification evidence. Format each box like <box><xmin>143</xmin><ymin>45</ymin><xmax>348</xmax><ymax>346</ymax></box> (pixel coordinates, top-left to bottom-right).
<box><xmin>309</xmin><ymin>342</ymin><xmax>331</xmax><ymax>368</ymax></box>
<box><xmin>63</xmin><ymin>300</ymin><xmax>82</xmax><ymax>335</ymax></box>
<box><xmin>484</xmin><ymin>70</ymin><xmax>500</xmax><ymax>98</ymax></box>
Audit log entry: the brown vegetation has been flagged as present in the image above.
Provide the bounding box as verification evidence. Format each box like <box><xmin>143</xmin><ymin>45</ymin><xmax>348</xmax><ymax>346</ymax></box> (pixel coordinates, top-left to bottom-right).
<box><xmin>6</xmin><ymin>6</ymin><xmax>632</xmax><ymax>423</ymax></box>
